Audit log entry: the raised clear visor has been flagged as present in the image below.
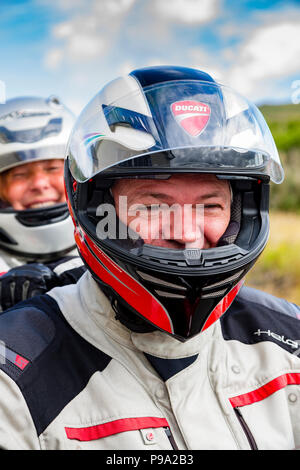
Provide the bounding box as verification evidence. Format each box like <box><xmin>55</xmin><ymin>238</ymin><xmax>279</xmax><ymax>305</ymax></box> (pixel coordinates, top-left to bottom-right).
<box><xmin>68</xmin><ymin>79</ymin><xmax>284</xmax><ymax>183</ymax></box>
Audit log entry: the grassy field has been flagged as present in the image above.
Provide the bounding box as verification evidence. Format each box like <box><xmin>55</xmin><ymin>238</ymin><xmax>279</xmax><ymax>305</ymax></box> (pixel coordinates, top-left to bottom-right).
<box><xmin>260</xmin><ymin>103</ymin><xmax>300</xmax><ymax>213</ymax></box>
<box><xmin>260</xmin><ymin>103</ymin><xmax>300</xmax><ymax>153</ymax></box>
<box><xmin>244</xmin><ymin>104</ymin><xmax>300</xmax><ymax>305</ymax></box>
<box><xmin>245</xmin><ymin>211</ymin><xmax>300</xmax><ymax>304</ymax></box>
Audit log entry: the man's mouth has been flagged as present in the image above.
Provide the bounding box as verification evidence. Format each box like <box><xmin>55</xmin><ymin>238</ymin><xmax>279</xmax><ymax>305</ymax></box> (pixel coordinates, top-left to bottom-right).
<box><xmin>26</xmin><ymin>200</ymin><xmax>57</xmax><ymax>209</ymax></box>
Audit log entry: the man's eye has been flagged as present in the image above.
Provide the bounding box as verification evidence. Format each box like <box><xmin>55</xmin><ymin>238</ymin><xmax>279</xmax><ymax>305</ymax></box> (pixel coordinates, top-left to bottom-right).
<box><xmin>204</xmin><ymin>204</ymin><xmax>222</xmax><ymax>210</ymax></box>
<box><xmin>134</xmin><ymin>204</ymin><xmax>161</xmax><ymax>211</ymax></box>
<box><xmin>47</xmin><ymin>166</ymin><xmax>61</xmax><ymax>172</ymax></box>
<box><xmin>128</xmin><ymin>204</ymin><xmax>163</xmax><ymax>218</ymax></box>
<box><xmin>11</xmin><ymin>172</ymin><xmax>27</xmax><ymax>179</ymax></box>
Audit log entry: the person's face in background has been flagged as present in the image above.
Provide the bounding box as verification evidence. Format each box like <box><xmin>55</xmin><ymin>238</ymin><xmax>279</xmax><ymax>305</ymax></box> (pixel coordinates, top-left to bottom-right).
<box><xmin>0</xmin><ymin>159</ymin><xmax>65</xmax><ymax>210</ymax></box>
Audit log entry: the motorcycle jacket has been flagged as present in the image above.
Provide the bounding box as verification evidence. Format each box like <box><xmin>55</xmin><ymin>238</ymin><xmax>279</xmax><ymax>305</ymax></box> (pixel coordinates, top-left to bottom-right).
<box><xmin>0</xmin><ymin>271</ymin><xmax>299</xmax><ymax>450</ymax></box>
<box><xmin>0</xmin><ymin>247</ymin><xmax>79</xmax><ymax>272</ymax></box>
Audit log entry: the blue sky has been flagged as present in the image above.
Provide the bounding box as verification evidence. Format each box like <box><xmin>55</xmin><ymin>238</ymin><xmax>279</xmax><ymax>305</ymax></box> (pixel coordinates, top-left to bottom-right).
<box><xmin>1</xmin><ymin>0</ymin><xmax>300</xmax><ymax>115</ymax></box>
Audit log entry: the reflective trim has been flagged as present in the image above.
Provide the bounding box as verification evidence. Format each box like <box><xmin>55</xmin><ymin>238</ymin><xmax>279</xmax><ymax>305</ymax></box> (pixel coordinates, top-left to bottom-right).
<box><xmin>65</xmin><ymin>417</ymin><xmax>169</xmax><ymax>441</ymax></box>
<box><xmin>230</xmin><ymin>373</ymin><xmax>300</xmax><ymax>408</ymax></box>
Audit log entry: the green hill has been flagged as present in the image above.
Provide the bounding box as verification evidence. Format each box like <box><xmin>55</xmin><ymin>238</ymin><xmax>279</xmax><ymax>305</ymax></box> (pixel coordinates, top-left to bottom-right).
<box><xmin>259</xmin><ymin>103</ymin><xmax>300</xmax><ymax>212</ymax></box>
<box><xmin>260</xmin><ymin>103</ymin><xmax>300</xmax><ymax>152</ymax></box>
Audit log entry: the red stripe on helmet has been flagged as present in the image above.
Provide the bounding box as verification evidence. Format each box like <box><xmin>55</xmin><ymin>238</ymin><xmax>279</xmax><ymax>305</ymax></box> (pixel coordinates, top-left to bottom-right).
<box><xmin>65</xmin><ymin>187</ymin><xmax>76</xmax><ymax>226</ymax></box>
<box><xmin>74</xmin><ymin>228</ymin><xmax>174</xmax><ymax>334</ymax></box>
<box><xmin>201</xmin><ymin>280</ymin><xmax>244</xmax><ymax>332</ymax></box>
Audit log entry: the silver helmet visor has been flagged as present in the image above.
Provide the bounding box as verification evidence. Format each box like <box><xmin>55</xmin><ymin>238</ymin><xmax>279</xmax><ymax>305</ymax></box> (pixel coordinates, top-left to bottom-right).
<box><xmin>68</xmin><ymin>80</ymin><xmax>284</xmax><ymax>183</ymax></box>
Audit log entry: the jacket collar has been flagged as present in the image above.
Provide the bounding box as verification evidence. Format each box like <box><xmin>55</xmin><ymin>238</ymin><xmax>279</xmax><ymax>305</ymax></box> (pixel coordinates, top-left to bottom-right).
<box><xmin>52</xmin><ymin>271</ymin><xmax>221</xmax><ymax>359</ymax></box>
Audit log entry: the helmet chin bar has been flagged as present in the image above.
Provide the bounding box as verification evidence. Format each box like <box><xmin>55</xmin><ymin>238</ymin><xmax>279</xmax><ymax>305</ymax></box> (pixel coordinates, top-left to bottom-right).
<box><xmin>110</xmin><ymin>263</ymin><xmax>249</xmax><ymax>341</ymax></box>
<box><xmin>67</xmin><ymin>164</ymin><xmax>270</xmax><ymax>341</ymax></box>
<box><xmin>112</xmin><ymin>245</ymin><xmax>259</xmax><ymax>341</ymax></box>
<box><xmin>0</xmin><ymin>203</ymin><xmax>76</xmax><ymax>261</ymax></box>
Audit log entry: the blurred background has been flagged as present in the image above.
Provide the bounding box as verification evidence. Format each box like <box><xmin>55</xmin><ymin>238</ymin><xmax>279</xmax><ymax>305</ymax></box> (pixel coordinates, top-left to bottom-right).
<box><xmin>1</xmin><ymin>0</ymin><xmax>300</xmax><ymax>302</ymax></box>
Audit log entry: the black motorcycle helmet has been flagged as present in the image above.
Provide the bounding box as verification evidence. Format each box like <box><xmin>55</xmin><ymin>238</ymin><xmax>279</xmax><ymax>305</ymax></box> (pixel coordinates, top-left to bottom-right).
<box><xmin>65</xmin><ymin>65</ymin><xmax>284</xmax><ymax>342</ymax></box>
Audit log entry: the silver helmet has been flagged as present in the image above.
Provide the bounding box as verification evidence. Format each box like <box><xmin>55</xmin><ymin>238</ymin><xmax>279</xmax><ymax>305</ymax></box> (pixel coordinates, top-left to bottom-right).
<box><xmin>0</xmin><ymin>95</ymin><xmax>76</xmax><ymax>261</ymax></box>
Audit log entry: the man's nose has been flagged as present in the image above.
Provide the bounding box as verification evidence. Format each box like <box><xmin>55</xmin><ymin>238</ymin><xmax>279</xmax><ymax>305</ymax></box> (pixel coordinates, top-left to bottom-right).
<box><xmin>164</xmin><ymin>206</ymin><xmax>205</xmax><ymax>248</ymax></box>
<box><xmin>29</xmin><ymin>171</ymin><xmax>50</xmax><ymax>190</ymax></box>
<box><xmin>180</xmin><ymin>225</ymin><xmax>204</xmax><ymax>248</ymax></box>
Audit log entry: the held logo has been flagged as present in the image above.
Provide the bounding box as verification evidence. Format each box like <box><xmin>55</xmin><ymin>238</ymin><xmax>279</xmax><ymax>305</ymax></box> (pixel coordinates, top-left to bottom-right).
<box><xmin>254</xmin><ymin>328</ymin><xmax>299</xmax><ymax>350</ymax></box>
<box><xmin>171</xmin><ymin>100</ymin><xmax>211</xmax><ymax>137</ymax></box>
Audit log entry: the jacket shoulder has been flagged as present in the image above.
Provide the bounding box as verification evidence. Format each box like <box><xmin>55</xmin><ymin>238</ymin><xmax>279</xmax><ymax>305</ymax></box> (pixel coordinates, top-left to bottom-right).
<box><xmin>0</xmin><ymin>295</ymin><xmax>58</xmax><ymax>379</ymax></box>
<box><xmin>0</xmin><ymin>294</ymin><xmax>112</xmax><ymax>436</ymax></box>
<box><xmin>220</xmin><ymin>286</ymin><xmax>300</xmax><ymax>355</ymax></box>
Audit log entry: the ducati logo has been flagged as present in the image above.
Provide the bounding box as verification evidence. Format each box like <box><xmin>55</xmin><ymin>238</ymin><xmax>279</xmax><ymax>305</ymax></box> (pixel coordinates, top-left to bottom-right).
<box><xmin>171</xmin><ymin>100</ymin><xmax>211</xmax><ymax>137</ymax></box>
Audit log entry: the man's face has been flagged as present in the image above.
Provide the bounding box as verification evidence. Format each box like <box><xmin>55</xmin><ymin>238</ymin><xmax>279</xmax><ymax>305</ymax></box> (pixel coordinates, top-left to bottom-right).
<box><xmin>112</xmin><ymin>174</ymin><xmax>231</xmax><ymax>249</ymax></box>
<box><xmin>3</xmin><ymin>159</ymin><xmax>65</xmax><ymax>210</ymax></box>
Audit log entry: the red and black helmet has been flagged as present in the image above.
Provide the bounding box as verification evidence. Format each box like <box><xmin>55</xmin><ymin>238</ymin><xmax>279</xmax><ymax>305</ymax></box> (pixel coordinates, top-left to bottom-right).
<box><xmin>65</xmin><ymin>65</ymin><xmax>284</xmax><ymax>341</ymax></box>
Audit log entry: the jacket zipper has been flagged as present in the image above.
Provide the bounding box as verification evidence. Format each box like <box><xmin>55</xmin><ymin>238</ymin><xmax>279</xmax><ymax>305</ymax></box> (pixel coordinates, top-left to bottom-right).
<box><xmin>234</xmin><ymin>407</ymin><xmax>258</xmax><ymax>450</ymax></box>
<box><xmin>164</xmin><ymin>427</ymin><xmax>179</xmax><ymax>450</ymax></box>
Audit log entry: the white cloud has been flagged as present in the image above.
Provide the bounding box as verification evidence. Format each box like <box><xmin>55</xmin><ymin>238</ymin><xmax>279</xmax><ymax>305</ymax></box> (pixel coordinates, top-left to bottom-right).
<box><xmin>44</xmin><ymin>47</ymin><xmax>64</xmax><ymax>69</ymax></box>
<box><xmin>44</xmin><ymin>0</ymin><xmax>136</xmax><ymax>69</ymax></box>
<box><xmin>239</xmin><ymin>22</ymin><xmax>300</xmax><ymax>80</ymax></box>
<box><xmin>153</xmin><ymin>0</ymin><xmax>220</xmax><ymax>24</ymax></box>
<box><xmin>44</xmin><ymin>0</ymin><xmax>221</xmax><ymax>71</ymax></box>
<box><xmin>52</xmin><ymin>21</ymin><xmax>74</xmax><ymax>39</ymax></box>
<box><xmin>188</xmin><ymin>48</ymin><xmax>225</xmax><ymax>82</ymax></box>
<box><xmin>41</xmin><ymin>0</ymin><xmax>300</xmax><ymax>107</ymax></box>
<box><xmin>219</xmin><ymin>18</ymin><xmax>300</xmax><ymax>102</ymax></box>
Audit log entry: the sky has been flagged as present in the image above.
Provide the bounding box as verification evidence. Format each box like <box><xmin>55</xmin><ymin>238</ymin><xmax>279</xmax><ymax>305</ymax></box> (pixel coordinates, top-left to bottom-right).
<box><xmin>1</xmin><ymin>0</ymin><xmax>300</xmax><ymax>116</ymax></box>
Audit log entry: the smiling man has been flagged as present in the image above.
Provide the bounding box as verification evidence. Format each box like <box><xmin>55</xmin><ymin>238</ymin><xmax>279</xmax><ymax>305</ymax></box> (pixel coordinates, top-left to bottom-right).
<box><xmin>0</xmin><ymin>159</ymin><xmax>65</xmax><ymax>210</ymax></box>
<box><xmin>112</xmin><ymin>173</ymin><xmax>231</xmax><ymax>249</ymax></box>
<box><xmin>0</xmin><ymin>95</ymin><xmax>75</xmax><ymax>267</ymax></box>
<box><xmin>0</xmin><ymin>66</ymin><xmax>298</xmax><ymax>451</ymax></box>
<box><xmin>0</xmin><ymin>96</ymin><xmax>85</xmax><ymax>310</ymax></box>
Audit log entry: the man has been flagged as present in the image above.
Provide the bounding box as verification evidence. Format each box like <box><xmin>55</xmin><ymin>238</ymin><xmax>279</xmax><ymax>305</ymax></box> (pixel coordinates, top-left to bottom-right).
<box><xmin>0</xmin><ymin>95</ymin><xmax>85</xmax><ymax>310</ymax></box>
<box><xmin>0</xmin><ymin>158</ymin><xmax>66</xmax><ymax>212</ymax></box>
<box><xmin>0</xmin><ymin>66</ymin><xmax>298</xmax><ymax>450</ymax></box>
<box><xmin>111</xmin><ymin>173</ymin><xmax>232</xmax><ymax>249</ymax></box>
